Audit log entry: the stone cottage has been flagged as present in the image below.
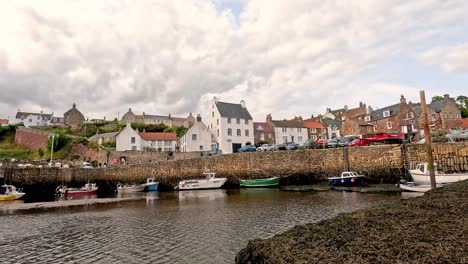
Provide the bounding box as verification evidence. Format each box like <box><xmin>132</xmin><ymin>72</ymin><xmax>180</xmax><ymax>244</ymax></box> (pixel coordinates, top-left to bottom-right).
<box><xmin>64</xmin><ymin>104</ymin><xmax>85</xmax><ymax>127</ymax></box>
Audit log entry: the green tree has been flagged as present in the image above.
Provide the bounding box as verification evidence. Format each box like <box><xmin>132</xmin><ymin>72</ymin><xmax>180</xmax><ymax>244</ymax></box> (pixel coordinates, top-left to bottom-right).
<box><xmin>456</xmin><ymin>96</ymin><xmax>468</xmax><ymax>118</ymax></box>
<box><xmin>47</xmin><ymin>133</ymin><xmax>71</xmax><ymax>152</ymax></box>
<box><xmin>431</xmin><ymin>95</ymin><xmax>444</xmax><ymax>103</ymax></box>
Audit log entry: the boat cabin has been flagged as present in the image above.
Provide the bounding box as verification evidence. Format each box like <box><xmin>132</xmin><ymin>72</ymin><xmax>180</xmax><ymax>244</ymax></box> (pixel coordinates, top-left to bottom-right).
<box><xmin>340</xmin><ymin>172</ymin><xmax>360</xmax><ymax>178</ymax></box>
<box><xmin>147</xmin><ymin>178</ymin><xmax>157</xmax><ymax>184</ymax></box>
<box><xmin>0</xmin><ymin>185</ymin><xmax>17</xmax><ymax>194</ymax></box>
<box><xmin>204</xmin><ymin>172</ymin><xmax>216</xmax><ymax>180</ymax></box>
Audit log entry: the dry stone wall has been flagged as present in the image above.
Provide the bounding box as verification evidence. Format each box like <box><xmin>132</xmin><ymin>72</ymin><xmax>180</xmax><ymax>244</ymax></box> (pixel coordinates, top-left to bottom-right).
<box><xmin>4</xmin><ymin>143</ymin><xmax>468</xmax><ymax>190</ymax></box>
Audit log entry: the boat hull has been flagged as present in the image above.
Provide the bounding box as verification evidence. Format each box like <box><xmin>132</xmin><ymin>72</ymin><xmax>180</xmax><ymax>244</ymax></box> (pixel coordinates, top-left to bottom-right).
<box><xmin>0</xmin><ymin>194</ymin><xmax>23</xmax><ymax>201</ymax></box>
<box><xmin>328</xmin><ymin>176</ymin><xmax>366</xmax><ymax>187</ymax></box>
<box><xmin>239</xmin><ymin>177</ymin><xmax>280</xmax><ymax>187</ymax></box>
<box><xmin>143</xmin><ymin>183</ymin><xmax>159</xmax><ymax>192</ymax></box>
<box><xmin>410</xmin><ymin>172</ymin><xmax>468</xmax><ymax>184</ymax></box>
<box><xmin>117</xmin><ymin>185</ymin><xmax>145</xmax><ymax>193</ymax></box>
<box><xmin>64</xmin><ymin>189</ymin><xmax>98</xmax><ymax>196</ymax></box>
<box><xmin>177</xmin><ymin>178</ymin><xmax>227</xmax><ymax>190</ymax></box>
<box><xmin>399</xmin><ymin>183</ymin><xmax>445</xmax><ymax>192</ymax></box>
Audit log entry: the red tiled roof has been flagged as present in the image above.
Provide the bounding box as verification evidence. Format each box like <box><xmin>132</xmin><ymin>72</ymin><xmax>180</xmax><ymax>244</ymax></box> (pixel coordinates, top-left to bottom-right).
<box><xmin>253</xmin><ymin>122</ymin><xmax>274</xmax><ymax>132</ymax></box>
<box><xmin>0</xmin><ymin>119</ymin><xmax>8</xmax><ymax>125</ymax></box>
<box><xmin>139</xmin><ymin>132</ymin><xmax>177</xmax><ymax>141</ymax></box>
<box><xmin>303</xmin><ymin>120</ymin><xmax>324</xmax><ymax>129</ymax></box>
<box><xmin>461</xmin><ymin>118</ymin><xmax>468</xmax><ymax>129</ymax></box>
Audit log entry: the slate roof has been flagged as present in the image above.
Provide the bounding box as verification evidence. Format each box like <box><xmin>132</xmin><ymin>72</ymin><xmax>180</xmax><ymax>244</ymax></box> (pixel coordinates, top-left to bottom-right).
<box><xmin>253</xmin><ymin>122</ymin><xmax>274</xmax><ymax>132</ymax></box>
<box><xmin>412</xmin><ymin>100</ymin><xmax>445</xmax><ymax>117</ymax></box>
<box><xmin>89</xmin><ymin>132</ymin><xmax>119</xmax><ymax>141</ymax></box>
<box><xmin>270</xmin><ymin>120</ymin><xmax>305</xmax><ymax>128</ymax></box>
<box><xmin>139</xmin><ymin>132</ymin><xmax>177</xmax><ymax>141</ymax></box>
<box><xmin>215</xmin><ymin>101</ymin><xmax>253</xmax><ymax>120</ymax></box>
<box><xmin>322</xmin><ymin>119</ymin><xmax>342</xmax><ymax>128</ymax></box>
<box><xmin>143</xmin><ymin>114</ymin><xmax>170</xmax><ymax>120</ymax></box>
<box><xmin>15</xmin><ymin>111</ymin><xmax>52</xmax><ymax>120</ymax></box>
<box><xmin>369</xmin><ymin>103</ymin><xmax>400</xmax><ymax>121</ymax></box>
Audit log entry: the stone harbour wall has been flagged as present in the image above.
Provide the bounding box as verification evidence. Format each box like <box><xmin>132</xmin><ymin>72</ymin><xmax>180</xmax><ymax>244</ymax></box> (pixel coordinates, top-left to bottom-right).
<box><xmin>3</xmin><ymin>143</ymin><xmax>468</xmax><ymax>191</ymax></box>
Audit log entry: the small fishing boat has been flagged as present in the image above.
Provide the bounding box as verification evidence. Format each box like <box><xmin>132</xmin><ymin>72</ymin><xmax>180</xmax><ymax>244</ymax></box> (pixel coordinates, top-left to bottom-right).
<box><xmin>56</xmin><ymin>182</ymin><xmax>98</xmax><ymax>196</ymax></box>
<box><xmin>239</xmin><ymin>177</ymin><xmax>280</xmax><ymax>187</ymax></box>
<box><xmin>399</xmin><ymin>179</ymin><xmax>446</xmax><ymax>193</ymax></box>
<box><xmin>409</xmin><ymin>162</ymin><xmax>468</xmax><ymax>184</ymax></box>
<box><xmin>0</xmin><ymin>185</ymin><xmax>26</xmax><ymax>201</ymax></box>
<box><xmin>116</xmin><ymin>183</ymin><xmax>145</xmax><ymax>193</ymax></box>
<box><xmin>328</xmin><ymin>172</ymin><xmax>366</xmax><ymax>187</ymax></box>
<box><xmin>143</xmin><ymin>178</ymin><xmax>159</xmax><ymax>192</ymax></box>
<box><xmin>175</xmin><ymin>172</ymin><xmax>226</xmax><ymax>190</ymax></box>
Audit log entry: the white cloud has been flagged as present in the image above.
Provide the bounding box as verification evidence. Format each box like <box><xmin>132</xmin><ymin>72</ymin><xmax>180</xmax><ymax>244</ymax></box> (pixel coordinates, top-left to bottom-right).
<box><xmin>0</xmin><ymin>0</ymin><xmax>467</xmax><ymax>122</ymax></box>
<box><xmin>420</xmin><ymin>43</ymin><xmax>468</xmax><ymax>73</ymax></box>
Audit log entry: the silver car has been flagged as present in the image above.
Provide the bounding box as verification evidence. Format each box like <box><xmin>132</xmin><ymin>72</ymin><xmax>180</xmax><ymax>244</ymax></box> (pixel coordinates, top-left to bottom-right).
<box><xmin>257</xmin><ymin>144</ymin><xmax>275</xmax><ymax>151</ymax></box>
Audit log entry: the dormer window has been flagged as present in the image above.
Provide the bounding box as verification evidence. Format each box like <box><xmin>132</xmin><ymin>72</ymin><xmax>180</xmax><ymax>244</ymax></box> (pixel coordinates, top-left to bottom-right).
<box><xmin>364</xmin><ymin>116</ymin><xmax>371</xmax><ymax>122</ymax></box>
<box><xmin>383</xmin><ymin>110</ymin><xmax>390</xmax><ymax>117</ymax></box>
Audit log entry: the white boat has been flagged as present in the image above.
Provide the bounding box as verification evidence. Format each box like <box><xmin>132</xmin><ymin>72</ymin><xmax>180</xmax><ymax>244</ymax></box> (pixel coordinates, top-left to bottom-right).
<box><xmin>0</xmin><ymin>185</ymin><xmax>26</xmax><ymax>201</ymax></box>
<box><xmin>409</xmin><ymin>162</ymin><xmax>468</xmax><ymax>184</ymax></box>
<box><xmin>399</xmin><ymin>180</ymin><xmax>446</xmax><ymax>193</ymax></box>
<box><xmin>117</xmin><ymin>183</ymin><xmax>145</xmax><ymax>193</ymax></box>
<box><xmin>175</xmin><ymin>172</ymin><xmax>227</xmax><ymax>190</ymax></box>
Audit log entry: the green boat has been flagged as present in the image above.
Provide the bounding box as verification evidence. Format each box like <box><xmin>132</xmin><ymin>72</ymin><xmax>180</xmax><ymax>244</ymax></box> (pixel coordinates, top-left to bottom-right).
<box><xmin>239</xmin><ymin>177</ymin><xmax>280</xmax><ymax>187</ymax></box>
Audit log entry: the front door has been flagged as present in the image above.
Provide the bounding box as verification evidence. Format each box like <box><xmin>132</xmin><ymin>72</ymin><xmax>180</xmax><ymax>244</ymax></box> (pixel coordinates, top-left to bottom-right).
<box><xmin>232</xmin><ymin>143</ymin><xmax>242</xmax><ymax>153</ymax></box>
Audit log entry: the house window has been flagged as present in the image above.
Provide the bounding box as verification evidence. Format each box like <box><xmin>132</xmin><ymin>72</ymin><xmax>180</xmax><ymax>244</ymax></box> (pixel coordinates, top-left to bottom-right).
<box><xmin>445</xmin><ymin>114</ymin><xmax>448</xmax><ymax>119</ymax></box>
<box><xmin>456</xmin><ymin>114</ymin><xmax>459</xmax><ymax>118</ymax></box>
<box><xmin>245</xmin><ymin>119</ymin><xmax>248</xmax><ymax>125</ymax></box>
<box><xmin>131</xmin><ymin>137</ymin><xmax>136</xmax><ymax>144</ymax></box>
<box><xmin>431</xmin><ymin>114</ymin><xmax>436</xmax><ymax>121</ymax></box>
<box><xmin>298</xmin><ymin>136</ymin><xmax>302</xmax><ymax>142</ymax></box>
<box><xmin>199</xmin><ymin>145</ymin><xmax>203</xmax><ymax>151</ymax></box>
<box><xmin>298</xmin><ymin>128</ymin><xmax>302</xmax><ymax>132</ymax></box>
<box><xmin>217</xmin><ymin>119</ymin><xmax>219</xmax><ymax>125</ymax></box>
<box><xmin>364</xmin><ymin>116</ymin><xmax>371</xmax><ymax>122</ymax></box>
<box><xmin>237</xmin><ymin>129</ymin><xmax>241</xmax><ymax>136</ymax></box>
<box><xmin>310</xmin><ymin>128</ymin><xmax>316</xmax><ymax>133</ymax></box>
<box><xmin>217</xmin><ymin>129</ymin><xmax>219</xmax><ymax>137</ymax></box>
<box><xmin>311</xmin><ymin>135</ymin><xmax>317</xmax><ymax>140</ymax></box>
<box><xmin>387</xmin><ymin>122</ymin><xmax>392</xmax><ymax>129</ymax></box>
<box><xmin>29</xmin><ymin>119</ymin><xmax>32</xmax><ymax>123</ymax></box>
<box><xmin>383</xmin><ymin>110</ymin><xmax>390</xmax><ymax>117</ymax></box>
<box><xmin>228</xmin><ymin>128</ymin><xmax>232</xmax><ymax>136</ymax></box>
<box><xmin>228</xmin><ymin>118</ymin><xmax>231</xmax><ymax>124</ymax></box>
<box><xmin>289</xmin><ymin>128</ymin><xmax>294</xmax><ymax>132</ymax></box>
<box><xmin>245</xmin><ymin>130</ymin><xmax>249</xmax><ymax>137</ymax></box>
<box><xmin>132</xmin><ymin>146</ymin><xmax>137</xmax><ymax>150</ymax></box>
<box><xmin>192</xmin><ymin>134</ymin><xmax>197</xmax><ymax>141</ymax></box>
<box><xmin>283</xmin><ymin>136</ymin><xmax>287</xmax><ymax>143</ymax></box>
<box><xmin>450</xmin><ymin>113</ymin><xmax>453</xmax><ymax>118</ymax></box>
<box><xmin>260</xmin><ymin>133</ymin><xmax>265</xmax><ymax>140</ymax></box>
<box><xmin>212</xmin><ymin>112</ymin><xmax>214</xmax><ymax>117</ymax></box>
<box><xmin>282</xmin><ymin>128</ymin><xmax>287</xmax><ymax>133</ymax></box>
<box><xmin>236</xmin><ymin>118</ymin><xmax>240</xmax><ymax>124</ymax></box>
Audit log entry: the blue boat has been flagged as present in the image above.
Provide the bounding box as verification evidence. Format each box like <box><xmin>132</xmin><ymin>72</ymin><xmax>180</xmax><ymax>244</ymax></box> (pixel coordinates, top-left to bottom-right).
<box><xmin>328</xmin><ymin>172</ymin><xmax>366</xmax><ymax>187</ymax></box>
<box><xmin>143</xmin><ymin>178</ymin><xmax>159</xmax><ymax>192</ymax></box>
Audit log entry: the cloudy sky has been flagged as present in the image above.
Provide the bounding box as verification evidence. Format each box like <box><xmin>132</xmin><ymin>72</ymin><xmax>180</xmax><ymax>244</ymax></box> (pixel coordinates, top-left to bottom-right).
<box><xmin>1</xmin><ymin>0</ymin><xmax>467</xmax><ymax>122</ymax></box>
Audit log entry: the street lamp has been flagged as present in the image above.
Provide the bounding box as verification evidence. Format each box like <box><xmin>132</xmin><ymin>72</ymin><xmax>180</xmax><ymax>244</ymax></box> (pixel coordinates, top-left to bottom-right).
<box><xmin>50</xmin><ymin>133</ymin><xmax>55</xmax><ymax>164</ymax></box>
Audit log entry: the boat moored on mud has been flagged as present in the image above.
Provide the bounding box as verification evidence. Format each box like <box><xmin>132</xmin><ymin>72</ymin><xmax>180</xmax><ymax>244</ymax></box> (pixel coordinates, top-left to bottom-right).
<box><xmin>239</xmin><ymin>177</ymin><xmax>280</xmax><ymax>187</ymax></box>
<box><xmin>56</xmin><ymin>182</ymin><xmax>98</xmax><ymax>196</ymax></box>
<box><xmin>409</xmin><ymin>162</ymin><xmax>468</xmax><ymax>184</ymax></box>
<box><xmin>328</xmin><ymin>172</ymin><xmax>366</xmax><ymax>187</ymax></box>
<box><xmin>0</xmin><ymin>185</ymin><xmax>26</xmax><ymax>201</ymax></box>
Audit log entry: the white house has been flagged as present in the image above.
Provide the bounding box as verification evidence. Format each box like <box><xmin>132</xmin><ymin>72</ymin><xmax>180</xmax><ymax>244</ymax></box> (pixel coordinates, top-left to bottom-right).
<box><xmin>179</xmin><ymin>115</ymin><xmax>215</xmax><ymax>152</ymax></box>
<box><xmin>209</xmin><ymin>98</ymin><xmax>254</xmax><ymax>154</ymax></box>
<box><xmin>13</xmin><ymin>110</ymin><xmax>53</xmax><ymax>127</ymax></box>
<box><xmin>266</xmin><ymin>115</ymin><xmax>308</xmax><ymax>144</ymax></box>
<box><xmin>116</xmin><ymin>123</ymin><xmax>177</xmax><ymax>152</ymax></box>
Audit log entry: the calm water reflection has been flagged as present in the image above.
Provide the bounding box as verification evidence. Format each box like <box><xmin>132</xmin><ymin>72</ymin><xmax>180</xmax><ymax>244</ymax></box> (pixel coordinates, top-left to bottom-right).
<box><xmin>0</xmin><ymin>189</ymin><xmax>401</xmax><ymax>264</ymax></box>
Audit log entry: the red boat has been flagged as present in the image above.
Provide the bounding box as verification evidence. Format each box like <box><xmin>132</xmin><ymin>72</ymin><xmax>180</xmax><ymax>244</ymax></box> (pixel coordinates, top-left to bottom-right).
<box><xmin>56</xmin><ymin>182</ymin><xmax>98</xmax><ymax>196</ymax></box>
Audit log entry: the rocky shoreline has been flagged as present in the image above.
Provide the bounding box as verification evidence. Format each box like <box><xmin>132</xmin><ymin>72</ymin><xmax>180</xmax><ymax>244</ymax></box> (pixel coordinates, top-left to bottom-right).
<box><xmin>236</xmin><ymin>180</ymin><xmax>468</xmax><ymax>264</ymax></box>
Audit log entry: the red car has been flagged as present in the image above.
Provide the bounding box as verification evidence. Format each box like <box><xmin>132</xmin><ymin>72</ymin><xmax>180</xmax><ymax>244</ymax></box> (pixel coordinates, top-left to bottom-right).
<box><xmin>348</xmin><ymin>138</ymin><xmax>374</xmax><ymax>146</ymax></box>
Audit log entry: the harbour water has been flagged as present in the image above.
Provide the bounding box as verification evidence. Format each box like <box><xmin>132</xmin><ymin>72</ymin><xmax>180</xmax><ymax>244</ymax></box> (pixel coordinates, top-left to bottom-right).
<box><xmin>0</xmin><ymin>189</ymin><xmax>401</xmax><ymax>264</ymax></box>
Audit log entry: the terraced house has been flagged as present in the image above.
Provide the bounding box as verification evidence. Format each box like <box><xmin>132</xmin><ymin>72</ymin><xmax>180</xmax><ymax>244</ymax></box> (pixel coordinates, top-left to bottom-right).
<box><xmin>266</xmin><ymin>114</ymin><xmax>307</xmax><ymax>144</ymax></box>
<box><xmin>13</xmin><ymin>110</ymin><xmax>53</xmax><ymax>127</ymax></box>
<box><xmin>121</xmin><ymin>108</ymin><xmax>195</xmax><ymax>128</ymax></box>
<box><xmin>209</xmin><ymin>98</ymin><xmax>254</xmax><ymax>154</ymax></box>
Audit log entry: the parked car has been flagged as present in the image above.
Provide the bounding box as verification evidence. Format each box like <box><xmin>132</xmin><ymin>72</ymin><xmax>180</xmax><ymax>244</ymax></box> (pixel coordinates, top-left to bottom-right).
<box><xmin>286</xmin><ymin>143</ymin><xmax>300</xmax><ymax>150</ymax></box>
<box><xmin>348</xmin><ymin>138</ymin><xmax>373</xmax><ymax>147</ymax></box>
<box><xmin>257</xmin><ymin>144</ymin><xmax>275</xmax><ymax>151</ymax></box>
<box><xmin>327</xmin><ymin>139</ymin><xmax>339</xmax><ymax>148</ymax></box>
<box><xmin>301</xmin><ymin>140</ymin><xmax>317</xmax><ymax>149</ymax></box>
<box><xmin>316</xmin><ymin>139</ymin><xmax>328</xmax><ymax>149</ymax></box>
<box><xmin>274</xmin><ymin>144</ymin><xmax>287</xmax><ymax>151</ymax></box>
<box><xmin>238</xmin><ymin>145</ymin><xmax>257</xmax><ymax>152</ymax></box>
<box><xmin>338</xmin><ymin>136</ymin><xmax>359</xmax><ymax>147</ymax></box>
<box><xmin>83</xmin><ymin>162</ymin><xmax>93</xmax><ymax>168</ymax></box>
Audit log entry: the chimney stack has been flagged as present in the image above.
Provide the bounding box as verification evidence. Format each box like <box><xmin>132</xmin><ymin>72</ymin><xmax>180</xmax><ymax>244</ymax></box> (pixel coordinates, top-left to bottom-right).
<box><xmin>240</xmin><ymin>100</ymin><xmax>246</xmax><ymax>108</ymax></box>
<box><xmin>196</xmin><ymin>114</ymin><xmax>202</xmax><ymax>122</ymax></box>
<box><xmin>444</xmin><ymin>94</ymin><xmax>450</xmax><ymax>101</ymax></box>
<box><xmin>400</xmin><ymin>95</ymin><xmax>407</xmax><ymax>104</ymax></box>
<box><xmin>366</xmin><ymin>106</ymin><xmax>373</xmax><ymax>115</ymax></box>
<box><xmin>266</xmin><ymin>114</ymin><xmax>272</xmax><ymax>123</ymax></box>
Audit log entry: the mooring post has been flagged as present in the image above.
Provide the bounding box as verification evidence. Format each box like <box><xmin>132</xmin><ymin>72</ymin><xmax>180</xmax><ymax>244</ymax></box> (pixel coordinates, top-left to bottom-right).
<box><xmin>420</xmin><ymin>90</ymin><xmax>436</xmax><ymax>189</ymax></box>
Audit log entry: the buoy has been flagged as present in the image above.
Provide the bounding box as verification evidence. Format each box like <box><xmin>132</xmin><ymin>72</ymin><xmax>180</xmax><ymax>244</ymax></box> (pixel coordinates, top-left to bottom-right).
<box><xmin>351</xmin><ymin>178</ymin><xmax>355</xmax><ymax>183</ymax></box>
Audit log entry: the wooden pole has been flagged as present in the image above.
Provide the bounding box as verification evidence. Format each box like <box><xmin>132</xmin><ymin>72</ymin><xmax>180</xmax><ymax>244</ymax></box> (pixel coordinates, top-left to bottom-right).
<box><xmin>419</xmin><ymin>91</ymin><xmax>436</xmax><ymax>189</ymax></box>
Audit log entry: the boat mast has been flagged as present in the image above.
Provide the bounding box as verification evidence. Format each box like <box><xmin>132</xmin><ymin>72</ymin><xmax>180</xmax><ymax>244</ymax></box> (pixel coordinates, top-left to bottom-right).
<box><xmin>419</xmin><ymin>90</ymin><xmax>436</xmax><ymax>189</ymax></box>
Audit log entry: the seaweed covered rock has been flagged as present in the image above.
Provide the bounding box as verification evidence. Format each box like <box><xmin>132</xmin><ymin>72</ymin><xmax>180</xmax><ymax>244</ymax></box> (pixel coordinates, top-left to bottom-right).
<box><xmin>236</xmin><ymin>180</ymin><xmax>468</xmax><ymax>264</ymax></box>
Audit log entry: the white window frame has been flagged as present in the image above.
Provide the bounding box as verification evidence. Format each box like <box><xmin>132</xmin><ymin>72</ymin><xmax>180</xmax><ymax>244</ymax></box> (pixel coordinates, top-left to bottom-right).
<box><xmin>364</xmin><ymin>116</ymin><xmax>371</xmax><ymax>122</ymax></box>
<box><xmin>387</xmin><ymin>122</ymin><xmax>392</xmax><ymax>129</ymax></box>
<box><xmin>383</xmin><ymin>110</ymin><xmax>390</xmax><ymax>117</ymax></box>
